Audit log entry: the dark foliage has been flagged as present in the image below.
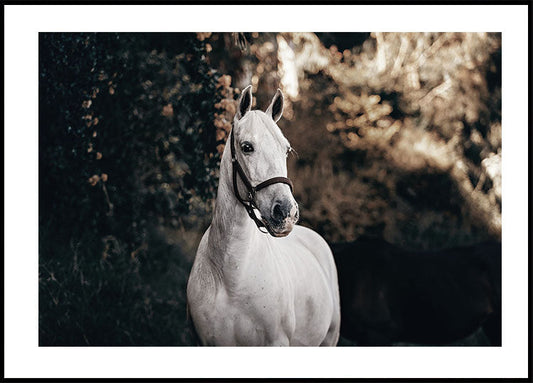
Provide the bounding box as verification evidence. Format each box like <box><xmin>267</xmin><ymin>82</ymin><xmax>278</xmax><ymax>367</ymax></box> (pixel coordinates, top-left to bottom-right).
<box><xmin>39</xmin><ymin>33</ymin><xmax>224</xmax><ymax>345</ymax></box>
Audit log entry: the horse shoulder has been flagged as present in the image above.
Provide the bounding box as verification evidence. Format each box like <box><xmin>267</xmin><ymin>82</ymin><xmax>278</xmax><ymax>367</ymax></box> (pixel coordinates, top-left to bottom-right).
<box><xmin>291</xmin><ymin>225</ymin><xmax>337</xmax><ymax>282</ymax></box>
<box><xmin>286</xmin><ymin>225</ymin><xmax>341</xmax><ymax>345</ymax></box>
<box><xmin>187</xmin><ymin>229</ymin><xmax>220</xmax><ymax>341</ymax></box>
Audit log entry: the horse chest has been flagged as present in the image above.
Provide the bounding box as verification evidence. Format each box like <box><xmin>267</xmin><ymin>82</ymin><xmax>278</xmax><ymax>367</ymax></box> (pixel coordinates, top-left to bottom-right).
<box><xmin>199</xmin><ymin>277</ymin><xmax>294</xmax><ymax>346</ymax></box>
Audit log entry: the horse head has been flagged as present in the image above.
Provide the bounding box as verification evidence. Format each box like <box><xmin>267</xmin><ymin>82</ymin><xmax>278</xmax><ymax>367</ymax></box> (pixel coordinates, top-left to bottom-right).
<box><xmin>231</xmin><ymin>85</ymin><xmax>299</xmax><ymax>237</ymax></box>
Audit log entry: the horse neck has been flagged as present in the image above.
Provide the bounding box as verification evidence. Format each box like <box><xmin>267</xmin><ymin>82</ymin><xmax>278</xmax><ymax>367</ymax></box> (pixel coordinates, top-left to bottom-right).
<box><xmin>206</xmin><ymin>145</ymin><xmax>261</xmax><ymax>281</ymax></box>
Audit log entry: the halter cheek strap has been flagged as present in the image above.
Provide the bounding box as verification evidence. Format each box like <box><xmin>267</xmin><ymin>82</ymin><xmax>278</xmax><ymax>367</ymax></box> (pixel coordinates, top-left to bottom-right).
<box><xmin>229</xmin><ymin>129</ymin><xmax>293</xmax><ymax>234</ymax></box>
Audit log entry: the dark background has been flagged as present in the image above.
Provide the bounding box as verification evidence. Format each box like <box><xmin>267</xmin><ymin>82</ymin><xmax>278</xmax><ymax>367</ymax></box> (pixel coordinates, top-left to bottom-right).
<box><xmin>39</xmin><ymin>32</ymin><xmax>501</xmax><ymax>346</ymax></box>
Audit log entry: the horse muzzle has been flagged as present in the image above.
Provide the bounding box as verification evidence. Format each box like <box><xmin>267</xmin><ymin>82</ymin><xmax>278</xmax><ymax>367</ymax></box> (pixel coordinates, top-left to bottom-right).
<box><xmin>264</xmin><ymin>201</ymin><xmax>299</xmax><ymax>237</ymax></box>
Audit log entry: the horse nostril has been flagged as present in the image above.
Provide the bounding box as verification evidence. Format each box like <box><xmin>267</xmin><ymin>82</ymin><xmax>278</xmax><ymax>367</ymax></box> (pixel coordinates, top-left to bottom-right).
<box><xmin>272</xmin><ymin>202</ymin><xmax>285</xmax><ymax>221</ymax></box>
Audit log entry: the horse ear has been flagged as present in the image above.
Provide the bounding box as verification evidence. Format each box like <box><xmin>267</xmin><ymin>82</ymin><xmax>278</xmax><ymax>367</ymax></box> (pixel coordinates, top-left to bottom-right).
<box><xmin>236</xmin><ymin>85</ymin><xmax>253</xmax><ymax>120</ymax></box>
<box><xmin>266</xmin><ymin>88</ymin><xmax>284</xmax><ymax>123</ymax></box>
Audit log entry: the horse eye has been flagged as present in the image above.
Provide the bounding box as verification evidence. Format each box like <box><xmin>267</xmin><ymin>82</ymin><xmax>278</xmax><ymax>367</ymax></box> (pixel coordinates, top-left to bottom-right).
<box><xmin>241</xmin><ymin>141</ymin><xmax>254</xmax><ymax>153</ymax></box>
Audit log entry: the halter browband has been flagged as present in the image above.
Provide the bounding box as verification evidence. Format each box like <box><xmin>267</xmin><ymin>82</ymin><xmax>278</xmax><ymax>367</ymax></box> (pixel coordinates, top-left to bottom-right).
<box><xmin>229</xmin><ymin>128</ymin><xmax>293</xmax><ymax>234</ymax></box>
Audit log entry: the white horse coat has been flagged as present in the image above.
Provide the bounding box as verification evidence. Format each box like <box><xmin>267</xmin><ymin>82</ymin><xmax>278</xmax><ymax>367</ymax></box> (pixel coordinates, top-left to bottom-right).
<box><xmin>187</xmin><ymin>86</ymin><xmax>340</xmax><ymax>346</ymax></box>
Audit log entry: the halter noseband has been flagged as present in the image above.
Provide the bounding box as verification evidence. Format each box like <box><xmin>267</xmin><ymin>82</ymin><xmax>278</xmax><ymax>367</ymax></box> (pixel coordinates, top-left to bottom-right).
<box><xmin>229</xmin><ymin>128</ymin><xmax>294</xmax><ymax>234</ymax></box>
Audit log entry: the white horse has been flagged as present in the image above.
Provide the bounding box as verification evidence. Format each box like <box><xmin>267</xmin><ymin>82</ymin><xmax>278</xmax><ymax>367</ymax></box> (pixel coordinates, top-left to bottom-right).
<box><xmin>187</xmin><ymin>86</ymin><xmax>340</xmax><ymax>346</ymax></box>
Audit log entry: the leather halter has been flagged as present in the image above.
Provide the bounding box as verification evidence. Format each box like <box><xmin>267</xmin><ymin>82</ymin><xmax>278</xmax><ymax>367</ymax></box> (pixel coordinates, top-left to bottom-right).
<box><xmin>229</xmin><ymin>128</ymin><xmax>293</xmax><ymax>234</ymax></box>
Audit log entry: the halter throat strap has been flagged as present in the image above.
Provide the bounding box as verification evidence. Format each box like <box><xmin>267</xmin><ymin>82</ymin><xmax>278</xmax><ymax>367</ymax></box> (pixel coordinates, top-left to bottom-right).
<box><xmin>229</xmin><ymin>128</ymin><xmax>293</xmax><ymax>233</ymax></box>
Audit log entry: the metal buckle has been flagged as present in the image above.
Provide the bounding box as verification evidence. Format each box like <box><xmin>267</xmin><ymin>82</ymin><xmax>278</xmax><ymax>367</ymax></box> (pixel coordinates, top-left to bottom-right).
<box><xmin>247</xmin><ymin>186</ymin><xmax>256</xmax><ymax>201</ymax></box>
